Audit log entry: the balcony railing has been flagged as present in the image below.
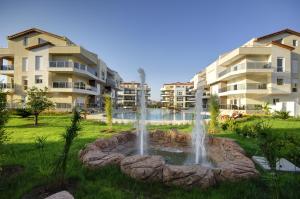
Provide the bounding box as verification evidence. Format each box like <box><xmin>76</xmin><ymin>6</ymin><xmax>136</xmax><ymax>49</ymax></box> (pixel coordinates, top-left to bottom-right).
<box><xmin>52</xmin><ymin>82</ymin><xmax>98</xmax><ymax>92</ymax></box>
<box><xmin>0</xmin><ymin>65</ymin><xmax>14</xmax><ymax>71</ymax></box>
<box><xmin>219</xmin><ymin>104</ymin><xmax>263</xmax><ymax>110</ymax></box>
<box><xmin>219</xmin><ymin>83</ymin><xmax>267</xmax><ymax>93</ymax></box>
<box><xmin>218</xmin><ymin>62</ymin><xmax>272</xmax><ymax>78</ymax></box>
<box><xmin>0</xmin><ymin>83</ymin><xmax>14</xmax><ymax>89</ymax></box>
<box><xmin>49</xmin><ymin>61</ymin><xmax>98</xmax><ymax>78</ymax></box>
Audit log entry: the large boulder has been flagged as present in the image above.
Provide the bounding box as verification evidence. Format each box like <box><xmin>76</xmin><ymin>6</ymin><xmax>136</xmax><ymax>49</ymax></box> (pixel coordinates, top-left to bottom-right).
<box><xmin>44</xmin><ymin>191</ymin><xmax>74</xmax><ymax>199</ymax></box>
<box><xmin>121</xmin><ymin>155</ymin><xmax>165</xmax><ymax>182</ymax></box>
<box><xmin>81</xmin><ymin>150</ymin><xmax>125</xmax><ymax>169</ymax></box>
<box><xmin>163</xmin><ymin>165</ymin><xmax>216</xmax><ymax>188</ymax></box>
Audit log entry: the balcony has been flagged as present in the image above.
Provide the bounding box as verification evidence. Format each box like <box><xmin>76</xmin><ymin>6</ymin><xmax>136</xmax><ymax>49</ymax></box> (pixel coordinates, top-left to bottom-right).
<box><xmin>218</xmin><ymin>83</ymin><xmax>267</xmax><ymax>96</ymax></box>
<box><xmin>0</xmin><ymin>83</ymin><xmax>14</xmax><ymax>92</ymax></box>
<box><xmin>49</xmin><ymin>61</ymin><xmax>101</xmax><ymax>81</ymax></box>
<box><xmin>0</xmin><ymin>65</ymin><xmax>14</xmax><ymax>76</ymax></box>
<box><xmin>218</xmin><ymin>61</ymin><xmax>272</xmax><ymax>80</ymax></box>
<box><xmin>49</xmin><ymin>81</ymin><xmax>99</xmax><ymax>95</ymax></box>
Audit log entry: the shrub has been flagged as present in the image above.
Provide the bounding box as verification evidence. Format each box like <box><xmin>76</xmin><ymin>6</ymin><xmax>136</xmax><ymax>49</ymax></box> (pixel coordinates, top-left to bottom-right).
<box><xmin>235</xmin><ymin>120</ymin><xmax>271</xmax><ymax>138</ymax></box>
<box><xmin>220</xmin><ymin>118</ymin><xmax>238</xmax><ymax>132</ymax></box>
<box><xmin>15</xmin><ymin>108</ymin><xmax>32</xmax><ymax>118</ymax></box>
<box><xmin>208</xmin><ymin>95</ymin><xmax>220</xmax><ymax>133</ymax></box>
<box><xmin>273</xmin><ymin>111</ymin><xmax>290</xmax><ymax>120</ymax></box>
<box><xmin>104</xmin><ymin>94</ymin><xmax>113</xmax><ymax>130</ymax></box>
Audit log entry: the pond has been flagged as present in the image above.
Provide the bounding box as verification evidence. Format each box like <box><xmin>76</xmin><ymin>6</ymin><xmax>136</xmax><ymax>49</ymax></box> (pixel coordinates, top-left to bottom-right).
<box><xmin>113</xmin><ymin>108</ymin><xmax>209</xmax><ymax>121</ymax></box>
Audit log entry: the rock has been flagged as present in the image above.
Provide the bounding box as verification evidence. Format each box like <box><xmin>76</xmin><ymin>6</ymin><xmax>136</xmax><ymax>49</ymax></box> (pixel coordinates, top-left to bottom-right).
<box><xmin>44</xmin><ymin>191</ymin><xmax>74</xmax><ymax>199</ymax></box>
<box><xmin>163</xmin><ymin>165</ymin><xmax>216</xmax><ymax>188</ymax></box>
<box><xmin>121</xmin><ymin>155</ymin><xmax>165</xmax><ymax>182</ymax></box>
<box><xmin>81</xmin><ymin>150</ymin><xmax>125</xmax><ymax>169</ymax></box>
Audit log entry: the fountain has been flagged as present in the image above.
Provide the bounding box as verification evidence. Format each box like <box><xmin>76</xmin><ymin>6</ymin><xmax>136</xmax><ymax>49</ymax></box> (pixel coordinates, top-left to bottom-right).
<box><xmin>192</xmin><ymin>89</ymin><xmax>208</xmax><ymax>165</ymax></box>
<box><xmin>137</xmin><ymin>68</ymin><xmax>147</xmax><ymax>155</ymax></box>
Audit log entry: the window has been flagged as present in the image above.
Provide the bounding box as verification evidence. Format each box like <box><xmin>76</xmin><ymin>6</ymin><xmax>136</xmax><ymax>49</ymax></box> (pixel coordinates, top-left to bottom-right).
<box><xmin>292</xmin><ymin>79</ymin><xmax>298</xmax><ymax>92</ymax></box>
<box><xmin>277</xmin><ymin>78</ymin><xmax>284</xmax><ymax>85</ymax></box>
<box><xmin>23</xmin><ymin>79</ymin><xmax>28</xmax><ymax>90</ymax></box>
<box><xmin>177</xmin><ymin>91</ymin><xmax>182</xmax><ymax>95</ymax></box>
<box><xmin>277</xmin><ymin>57</ymin><xmax>284</xmax><ymax>72</ymax></box>
<box><xmin>23</xmin><ymin>36</ymin><xmax>28</xmax><ymax>46</ymax></box>
<box><xmin>293</xmin><ymin>40</ymin><xmax>298</xmax><ymax>47</ymax></box>
<box><xmin>22</xmin><ymin>57</ymin><xmax>28</xmax><ymax>72</ymax></box>
<box><xmin>273</xmin><ymin>98</ymin><xmax>280</xmax><ymax>105</ymax></box>
<box><xmin>233</xmin><ymin>84</ymin><xmax>238</xmax><ymax>90</ymax></box>
<box><xmin>35</xmin><ymin>75</ymin><xmax>43</xmax><ymax>84</ymax></box>
<box><xmin>38</xmin><ymin>38</ymin><xmax>46</xmax><ymax>44</ymax></box>
<box><xmin>292</xmin><ymin>60</ymin><xmax>299</xmax><ymax>73</ymax></box>
<box><xmin>35</xmin><ymin>56</ymin><xmax>42</xmax><ymax>70</ymax></box>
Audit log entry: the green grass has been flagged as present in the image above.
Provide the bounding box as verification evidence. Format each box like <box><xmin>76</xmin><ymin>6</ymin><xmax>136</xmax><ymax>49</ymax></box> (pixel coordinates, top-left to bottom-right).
<box><xmin>0</xmin><ymin>115</ymin><xmax>300</xmax><ymax>199</ymax></box>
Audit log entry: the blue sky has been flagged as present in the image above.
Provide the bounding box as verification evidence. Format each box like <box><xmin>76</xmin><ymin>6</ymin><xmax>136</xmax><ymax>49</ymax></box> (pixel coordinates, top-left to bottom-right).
<box><xmin>0</xmin><ymin>0</ymin><xmax>299</xmax><ymax>100</ymax></box>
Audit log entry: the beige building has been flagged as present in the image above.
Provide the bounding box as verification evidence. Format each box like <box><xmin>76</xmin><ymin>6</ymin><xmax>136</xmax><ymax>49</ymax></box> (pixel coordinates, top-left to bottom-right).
<box><xmin>160</xmin><ymin>82</ymin><xmax>195</xmax><ymax>109</ymax></box>
<box><xmin>0</xmin><ymin>28</ymin><xmax>122</xmax><ymax>111</ymax></box>
<box><xmin>192</xmin><ymin>29</ymin><xmax>300</xmax><ymax>115</ymax></box>
<box><xmin>117</xmin><ymin>82</ymin><xmax>151</xmax><ymax>109</ymax></box>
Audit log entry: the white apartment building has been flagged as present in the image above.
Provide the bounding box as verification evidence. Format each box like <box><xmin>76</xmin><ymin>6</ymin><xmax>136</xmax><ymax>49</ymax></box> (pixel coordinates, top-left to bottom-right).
<box><xmin>117</xmin><ymin>82</ymin><xmax>151</xmax><ymax>109</ymax></box>
<box><xmin>160</xmin><ymin>82</ymin><xmax>195</xmax><ymax>109</ymax></box>
<box><xmin>0</xmin><ymin>28</ymin><xmax>122</xmax><ymax>111</ymax></box>
<box><xmin>192</xmin><ymin>29</ymin><xmax>300</xmax><ymax>115</ymax></box>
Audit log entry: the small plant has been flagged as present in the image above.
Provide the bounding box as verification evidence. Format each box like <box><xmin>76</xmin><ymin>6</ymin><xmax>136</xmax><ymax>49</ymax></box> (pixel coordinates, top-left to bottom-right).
<box><xmin>0</xmin><ymin>91</ymin><xmax>8</xmax><ymax>172</ymax></box>
<box><xmin>27</xmin><ymin>87</ymin><xmax>54</xmax><ymax>126</ymax></box>
<box><xmin>104</xmin><ymin>94</ymin><xmax>113</xmax><ymax>131</ymax></box>
<box><xmin>235</xmin><ymin>120</ymin><xmax>271</xmax><ymax>138</ymax></box>
<box><xmin>273</xmin><ymin>111</ymin><xmax>290</xmax><ymax>120</ymax></box>
<box><xmin>262</xmin><ymin>102</ymin><xmax>271</xmax><ymax>115</ymax></box>
<box><xmin>35</xmin><ymin>136</ymin><xmax>51</xmax><ymax>178</ymax></box>
<box><xmin>208</xmin><ymin>95</ymin><xmax>220</xmax><ymax>133</ymax></box>
<box><xmin>15</xmin><ymin>108</ymin><xmax>32</xmax><ymax>118</ymax></box>
<box><xmin>53</xmin><ymin>108</ymin><xmax>81</xmax><ymax>186</ymax></box>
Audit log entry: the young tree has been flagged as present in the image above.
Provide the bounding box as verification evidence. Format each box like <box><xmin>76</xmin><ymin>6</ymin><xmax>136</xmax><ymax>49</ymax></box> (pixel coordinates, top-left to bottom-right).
<box><xmin>208</xmin><ymin>94</ymin><xmax>220</xmax><ymax>133</ymax></box>
<box><xmin>104</xmin><ymin>94</ymin><xmax>112</xmax><ymax>130</ymax></box>
<box><xmin>0</xmin><ymin>91</ymin><xmax>8</xmax><ymax>171</ymax></box>
<box><xmin>26</xmin><ymin>87</ymin><xmax>54</xmax><ymax>126</ymax></box>
<box><xmin>53</xmin><ymin>108</ymin><xmax>81</xmax><ymax>186</ymax></box>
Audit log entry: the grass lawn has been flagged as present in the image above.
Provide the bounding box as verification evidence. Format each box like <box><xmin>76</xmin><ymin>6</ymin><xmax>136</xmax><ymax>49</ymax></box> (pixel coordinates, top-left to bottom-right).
<box><xmin>0</xmin><ymin>115</ymin><xmax>300</xmax><ymax>199</ymax></box>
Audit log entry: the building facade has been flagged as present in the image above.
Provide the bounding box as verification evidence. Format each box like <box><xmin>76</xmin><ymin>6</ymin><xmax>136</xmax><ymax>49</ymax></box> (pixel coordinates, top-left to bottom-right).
<box><xmin>0</xmin><ymin>28</ymin><xmax>122</xmax><ymax>111</ymax></box>
<box><xmin>160</xmin><ymin>82</ymin><xmax>195</xmax><ymax>109</ymax></box>
<box><xmin>192</xmin><ymin>29</ymin><xmax>300</xmax><ymax>115</ymax></box>
<box><xmin>117</xmin><ymin>82</ymin><xmax>151</xmax><ymax>109</ymax></box>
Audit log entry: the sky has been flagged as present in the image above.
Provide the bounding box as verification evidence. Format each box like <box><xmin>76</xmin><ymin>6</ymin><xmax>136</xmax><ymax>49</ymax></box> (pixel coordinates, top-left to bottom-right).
<box><xmin>0</xmin><ymin>0</ymin><xmax>299</xmax><ymax>100</ymax></box>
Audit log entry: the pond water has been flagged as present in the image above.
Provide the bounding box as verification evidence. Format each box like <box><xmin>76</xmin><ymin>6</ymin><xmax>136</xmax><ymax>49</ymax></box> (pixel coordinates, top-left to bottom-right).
<box><xmin>113</xmin><ymin>108</ymin><xmax>209</xmax><ymax>121</ymax></box>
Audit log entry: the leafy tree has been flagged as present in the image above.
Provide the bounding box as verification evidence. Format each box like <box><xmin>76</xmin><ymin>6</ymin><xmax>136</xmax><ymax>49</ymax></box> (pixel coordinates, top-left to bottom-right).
<box><xmin>53</xmin><ymin>109</ymin><xmax>81</xmax><ymax>186</ymax></box>
<box><xmin>0</xmin><ymin>91</ymin><xmax>8</xmax><ymax>171</ymax></box>
<box><xmin>208</xmin><ymin>94</ymin><xmax>220</xmax><ymax>133</ymax></box>
<box><xmin>104</xmin><ymin>94</ymin><xmax>112</xmax><ymax>130</ymax></box>
<box><xmin>26</xmin><ymin>87</ymin><xmax>54</xmax><ymax>126</ymax></box>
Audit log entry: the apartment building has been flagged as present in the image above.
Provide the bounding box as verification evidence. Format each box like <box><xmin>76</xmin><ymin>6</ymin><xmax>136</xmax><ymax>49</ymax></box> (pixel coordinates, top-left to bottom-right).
<box><xmin>160</xmin><ymin>82</ymin><xmax>195</xmax><ymax>109</ymax></box>
<box><xmin>117</xmin><ymin>82</ymin><xmax>151</xmax><ymax>109</ymax></box>
<box><xmin>0</xmin><ymin>28</ymin><xmax>122</xmax><ymax>111</ymax></box>
<box><xmin>192</xmin><ymin>29</ymin><xmax>300</xmax><ymax>115</ymax></box>
<box><xmin>190</xmin><ymin>71</ymin><xmax>210</xmax><ymax>109</ymax></box>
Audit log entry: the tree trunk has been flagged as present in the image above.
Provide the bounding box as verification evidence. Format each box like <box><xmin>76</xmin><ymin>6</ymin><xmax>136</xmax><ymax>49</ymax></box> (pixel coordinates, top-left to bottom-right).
<box><xmin>34</xmin><ymin>114</ymin><xmax>38</xmax><ymax>126</ymax></box>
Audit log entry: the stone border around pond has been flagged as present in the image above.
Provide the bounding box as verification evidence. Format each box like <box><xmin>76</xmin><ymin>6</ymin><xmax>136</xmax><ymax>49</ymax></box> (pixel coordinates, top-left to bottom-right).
<box><xmin>79</xmin><ymin>131</ymin><xmax>259</xmax><ymax>188</ymax></box>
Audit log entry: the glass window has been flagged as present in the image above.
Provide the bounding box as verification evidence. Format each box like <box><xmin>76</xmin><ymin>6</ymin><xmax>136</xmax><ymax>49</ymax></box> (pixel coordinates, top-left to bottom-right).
<box><xmin>293</xmin><ymin>40</ymin><xmax>298</xmax><ymax>47</ymax></box>
<box><xmin>22</xmin><ymin>57</ymin><xmax>28</xmax><ymax>72</ymax></box>
<box><xmin>35</xmin><ymin>75</ymin><xmax>43</xmax><ymax>84</ymax></box>
<box><xmin>277</xmin><ymin>78</ymin><xmax>284</xmax><ymax>85</ymax></box>
<box><xmin>23</xmin><ymin>36</ymin><xmax>28</xmax><ymax>46</ymax></box>
<box><xmin>35</xmin><ymin>56</ymin><xmax>42</xmax><ymax>70</ymax></box>
<box><xmin>273</xmin><ymin>98</ymin><xmax>280</xmax><ymax>105</ymax></box>
<box><xmin>277</xmin><ymin>57</ymin><xmax>284</xmax><ymax>72</ymax></box>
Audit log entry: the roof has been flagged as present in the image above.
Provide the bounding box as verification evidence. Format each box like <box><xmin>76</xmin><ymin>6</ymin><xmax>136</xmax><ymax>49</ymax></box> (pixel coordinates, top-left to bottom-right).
<box><xmin>256</xmin><ymin>28</ymin><xmax>300</xmax><ymax>41</ymax></box>
<box><xmin>163</xmin><ymin>82</ymin><xmax>193</xmax><ymax>86</ymax></box>
<box><xmin>25</xmin><ymin>42</ymin><xmax>54</xmax><ymax>50</ymax></box>
<box><xmin>271</xmin><ymin>41</ymin><xmax>295</xmax><ymax>51</ymax></box>
<box><xmin>7</xmin><ymin>28</ymin><xmax>69</xmax><ymax>41</ymax></box>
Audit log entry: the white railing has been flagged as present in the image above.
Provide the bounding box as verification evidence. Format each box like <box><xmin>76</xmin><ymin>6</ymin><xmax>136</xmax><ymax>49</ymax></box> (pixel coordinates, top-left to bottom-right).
<box><xmin>49</xmin><ymin>61</ymin><xmax>98</xmax><ymax>77</ymax></box>
<box><xmin>52</xmin><ymin>81</ymin><xmax>98</xmax><ymax>93</ymax></box>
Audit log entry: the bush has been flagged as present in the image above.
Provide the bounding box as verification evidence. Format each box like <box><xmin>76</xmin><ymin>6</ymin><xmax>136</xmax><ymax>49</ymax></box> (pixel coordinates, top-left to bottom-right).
<box><xmin>235</xmin><ymin>120</ymin><xmax>271</xmax><ymax>138</ymax></box>
<box><xmin>273</xmin><ymin>111</ymin><xmax>290</xmax><ymax>120</ymax></box>
<box><xmin>208</xmin><ymin>95</ymin><xmax>220</xmax><ymax>133</ymax></box>
<box><xmin>15</xmin><ymin>108</ymin><xmax>32</xmax><ymax>118</ymax></box>
<box><xmin>220</xmin><ymin>118</ymin><xmax>238</xmax><ymax>132</ymax></box>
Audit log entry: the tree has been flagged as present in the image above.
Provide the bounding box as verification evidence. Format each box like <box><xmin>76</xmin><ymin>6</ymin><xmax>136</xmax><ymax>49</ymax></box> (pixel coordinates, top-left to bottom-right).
<box><xmin>104</xmin><ymin>94</ymin><xmax>112</xmax><ymax>130</ymax></box>
<box><xmin>0</xmin><ymin>91</ymin><xmax>9</xmax><ymax>171</ymax></box>
<box><xmin>53</xmin><ymin>108</ymin><xmax>81</xmax><ymax>186</ymax></box>
<box><xmin>262</xmin><ymin>102</ymin><xmax>271</xmax><ymax>115</ymax></box>
<box><xmin>208</xmin><ymin>94</ymin><xmax>220</xmax><ymax>133</ymax></box>
<box><xmin>26</xmin><ymin>87</ymin><xmax>54</xmax><ymax>126</ymax></box>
